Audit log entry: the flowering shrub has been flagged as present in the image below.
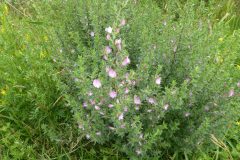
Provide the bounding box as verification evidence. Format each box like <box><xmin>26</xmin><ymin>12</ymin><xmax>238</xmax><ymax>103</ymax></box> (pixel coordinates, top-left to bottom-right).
<box><xmin>52</xmin><ymin>0</ymin><xmax>240</xmax><ymax>158</ymax></box>
<box><xmin>1</xmin><ymin>0</ymin><xmax>240</xmax><ymax>159</ymax></box>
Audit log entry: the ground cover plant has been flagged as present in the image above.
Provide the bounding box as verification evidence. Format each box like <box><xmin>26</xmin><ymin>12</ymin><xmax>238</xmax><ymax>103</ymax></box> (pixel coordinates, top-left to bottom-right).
<box><xmin>0</xmin><ymin>0</ymin><xmax>240</xmax><ymax>159</ymax></box>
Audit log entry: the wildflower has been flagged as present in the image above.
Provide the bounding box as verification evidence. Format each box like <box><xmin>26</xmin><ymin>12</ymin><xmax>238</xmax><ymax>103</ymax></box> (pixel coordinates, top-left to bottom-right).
<box><xmin>124</xmin><ymin>107</ymin><xmax>128</xmax><ymax>112</ymax></box>
<box><xmin>105</xmin><ymin>26</ymin><xmax>113</xmax><ymax>34</ymax></box>
<box><xmin>90</xmin><ymin>31</ymin><xmax>95</xmax><ymax>37</ymax></box>
<box><xmin>204</xmin><ymin>106</ymin><xmax>210</xmax><ymax>112</ymax></box>
<box><xmin>185</xmin><ymin>112</ymin><xmax>190</xmax><ymax>117</ymax></box>
<box><xmin>228</xmin><ymin>89</ymin><xmax>234</xmax><ymax>97</ymax></box>
<box><xmin>115</xmin><ymin>28</ymin><xmax>120</xmax><ymax>34</ymax></box>
<box><xmin>93</xmin><ymin>79</ymin><xmax>101</xmax><ymax>88</ymax></box>
<box><xmin>90</xmin><ymin>99</ymin><xmax>95</xmax><ymax>105</ymax></box>
<box><xmin>156</xmin><ymin>77</ymin><xmax>161</xmax><ymax>85</ymax></box>
<box><xmin>86</xmin><ymin>134</ymin><xmax>90</xmax><ymax>139</ymax></box>
<box><xmin>148</xmin><ymin>98</ymin><xmax>156</xmax><ymax>105</ymax></box>
<box><xmin>100</xmin><ymin>112</ymin><xmax>105</xmax><ymax>115</ymax></box>
<box><xmin>116</xmin><ymin>99</ymin><xmax>120</xmax><ymax>103</ymax></box>
<box><xmin>125</xmin><ymin>73</ymin><xmax>129</xmax><ymax>79</ymax></box>
<box><xmin>95</xmin><ymin>105</ymin><xmax>100</xmax><ymax>110</ymax></box>
<box><xmin>109</xmin><ymin>90</ymin><xmax>117</xmax><ymax>99</ymax></box>
<box><xmin>107</xmin><ymin>68</ymin><xmax>117</xmax><ymax>78</ymax></box>
<box><xmin>163</xmin><ymin>104</ymin><xmax>169</xmax><ymax>110</ymax></box>
<box><xmin>106</xmin><ymin>34</ymin><xmax>111</xmax><ymax>40</ymax></box>
<box><xmin>88</xmin><ymin>92</ymin><xmax>93</xmax><ymax>96</ymax></box>
<box><xmin>96</xmin><ymin>132</ymin><xmax>101</xmax><ymax>136</ymax></box>
<box><xmin>147</xmin><ymin>109</ymin><xmax>152</xmax><ymax>113</ymax></box>
<box><xmin>118</xmin><ymin>113</ymin><xmax>124</xmax><ymax>120</ymax></box>
<box><xmin>83</xmin><ymin>102</ymin><xmax>88</xmax><ymax>108</ymax></box>
<box><xmin>163</xmin><ymin>21</ymin><xmax>167</xmax><ymax>26</ymax></box>
<box><xmin>125</xmin><ymin>88</ymin><xmax>129</xmax><ymax>94</ymax></box>
<box><xmin>115</xmin><ymin>39</ymin><xmax>122</xmax><ymax>50</ymax></box>
<box><xmin>74</xmin><ymin>78</ymin><xmax>80</xmax><ymax>82</ymax></box>
<box><xmin>109</xmin><ymin>126</ymin><xmax>115</xmax><ymax>130</ymax></box>
<box><xmin>108</xmin><ymin>104</ymin><xmax>114</xmax><ymax>108</ymax></box>
<box><xmin>103</xmin><ymin>54</ymin><xmax>108</xmax><ymax>60</ymax></box>
<box><xmin>122</xmin><ymin>56</ymin><xmax>131</xmax><ymax>66</ymax></box>
<box><xmin>131</xmin><ymin>80</ymin><xmax>136</xmax><ymax>86</ymax></box>
<box><xmin>136</xmin><ymin>149</ymin><xmax>142</xmax><ymax>155</ymax></box>
<box><xmin>105</xmin><ymin>46</ymin><xmax>112</xmax><ymax>54</ymax></box>
<box><xmin>237</xmin><ymin>81</ymin><xmax>240</xmax><ymax>88</ymax></box>
<box><xmin>134</xmin><ymin>95</ymin><xmax>141</xmax><ymax>105</ymax></box>
<box><xmin>78</xmin><ymin>124</ymin><xmax>84</xmax><ymax>130</ymax></box>
<box><xmin>120</xmin><ymin>19</ymin><xmax>126</xmax><ymax>26</ymax></box>
<box><xmin>120</xmin><ymin>124</ymin><xmax>126</xmax><ymax>128</ymax></box>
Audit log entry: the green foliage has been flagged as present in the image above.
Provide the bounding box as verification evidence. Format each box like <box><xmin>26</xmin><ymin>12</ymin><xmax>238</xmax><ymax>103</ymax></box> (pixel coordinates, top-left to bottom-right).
<box><xmin>0</xmin><ymin>0</ymin><xmax>239</xmax><ymax>159</ymax></box>
<box><xmin>49</xmin><ymin>0</ymin><xmax>240</xmax><ymax>158</ymax></box>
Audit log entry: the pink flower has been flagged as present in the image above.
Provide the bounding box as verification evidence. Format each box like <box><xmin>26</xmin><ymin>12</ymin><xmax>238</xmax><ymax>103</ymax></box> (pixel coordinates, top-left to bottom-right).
<box><xmin>95</xmin><ymin>105</ymin><xmax>100</xmax><ymax>110</ymax></box>
<box><xmin>105</xmin><ymin>46</ymin><xmax>112</xmax><ymax>54</ymax></box>
<box><xmin>83</xmin><ymin>102</ymin><xmax>88</xmax><ymax>108</ymax></box>
<box><xmin>107</xmin><ymin>68</ymin><xmax>117</xmax><ymax>78</ymax></box>
<box><xmin>120</xmin><ymin>124</ymin><xmax>126</xmax><ymax>128</ymax></box>
<box><xmin>125</xmin><ymin>73</ymin><xmax>129</xmax><ymax>79</ymax></box>
<box><xmin>125</xmin><ymin>88</ymin><xmax>129</xmax><ymax>94</ymax></box>
<box><xmin>90</xmin><ymin>99</ymin><xmax>95</xmax><ymax>105</ymax></box>
<box><xmin>78</xmin><ymin>124</ymin><xmax>84</xmax><ymax>130</ymax></box>
<box><xmin>237</xmin><ymin>81</ymin><xmax>240</xmax><ymax>88</ymax></box>
<box><xmin>120</xmin><ymin>19</ymin><xmax>126</xmax><ymax>26</ymax></box>
<box><xmin>108</xmin><ymin>104</ymin><xmax>114</xmax><ymax>108</ymax></box>
<box><xmin>163</xmin><ymin>104</ymin><xmax>169</xmax><ymax>110</ymax></box>
<box><xmin>93</xmin><ymin>79</ymin><xmax>101</xmax><ymax>88</ymax></box>
<box><xmin>118</xmin><ymin>113</ymin><xmax>124</xmax><ymax>120</ymax></box>
<box><xmin>148</xmin><ymin>98</ymin><xmax>156</xmax><ymax>105</ymax></box>
<box><xmin>115</xmin><ymin>39</ymin><xmax>122</xmax><ymax>50</ymax></box>
<box><xmin>109</xmin><ymin>90</ymin><xmax>117</xmax><ymax>99</ymax></box>
<box><xmin>88</xmin><ymin>92</ymin><xmax>93</xmax><ymax>96</ymax></box>
<box><xmin>103</xmin><ymin>54</ymin><xmax>108</xmax><ymax>60</ymax></box>
<box><xmin>122</xmin><ymin>56</ymin><xmax>131</xmax><ymax>66</ymax></box>
<box><xmin>115</xmin><ymin>39</ymin><xmax>121</xmax><ymax>45</ymax></box>
<box><xmin>156</xmin><ymin>77</ymin><xmax>161</xmax><ymax>85</ymax></box>
<box><xmin>134</xmin><ymin>95</ymin><xmax>141</xmax><ymax>105</ymax></box>
<box><xmin>105</xmin><ymin>26</ymin><xmax>112</xmax><ymax>34</ymax></box>
<box><xmin>131</xmin><ymin>80</ymin><xmax>136</xmax><ymax>86</ymax></box>
<box><xmin>106</xmin><ymin>34</ymin><xmax>111</xmax><ymax>40</ymax></box>
<box><xmin>124</xmin><ymin>107</ymin><xmax>128</xmax><ymax>112</ymax></box>
<box><xmin>115</xmin><ymin>28</ymin><xmax>120</xmax><ymax>33</ymax></box>
<box><xmin>228</xmin><ymin>89</ymin><xmax>234</xmax><ymax>97</ymax></box>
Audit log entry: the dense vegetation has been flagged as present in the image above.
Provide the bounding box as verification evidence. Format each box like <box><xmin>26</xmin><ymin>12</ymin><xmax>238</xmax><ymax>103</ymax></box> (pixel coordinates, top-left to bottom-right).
<box><xmin>0</xmin><ymin>0</ymin><xmax>239</xmax><ymax>159</ymax></box>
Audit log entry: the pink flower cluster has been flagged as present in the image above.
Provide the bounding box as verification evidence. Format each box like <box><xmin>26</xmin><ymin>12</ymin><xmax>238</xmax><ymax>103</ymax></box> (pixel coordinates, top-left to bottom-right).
<box><xmin>82</xmin><ymin>19</ymin><xmax>169</xmax><ymax>137</ymax></box>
